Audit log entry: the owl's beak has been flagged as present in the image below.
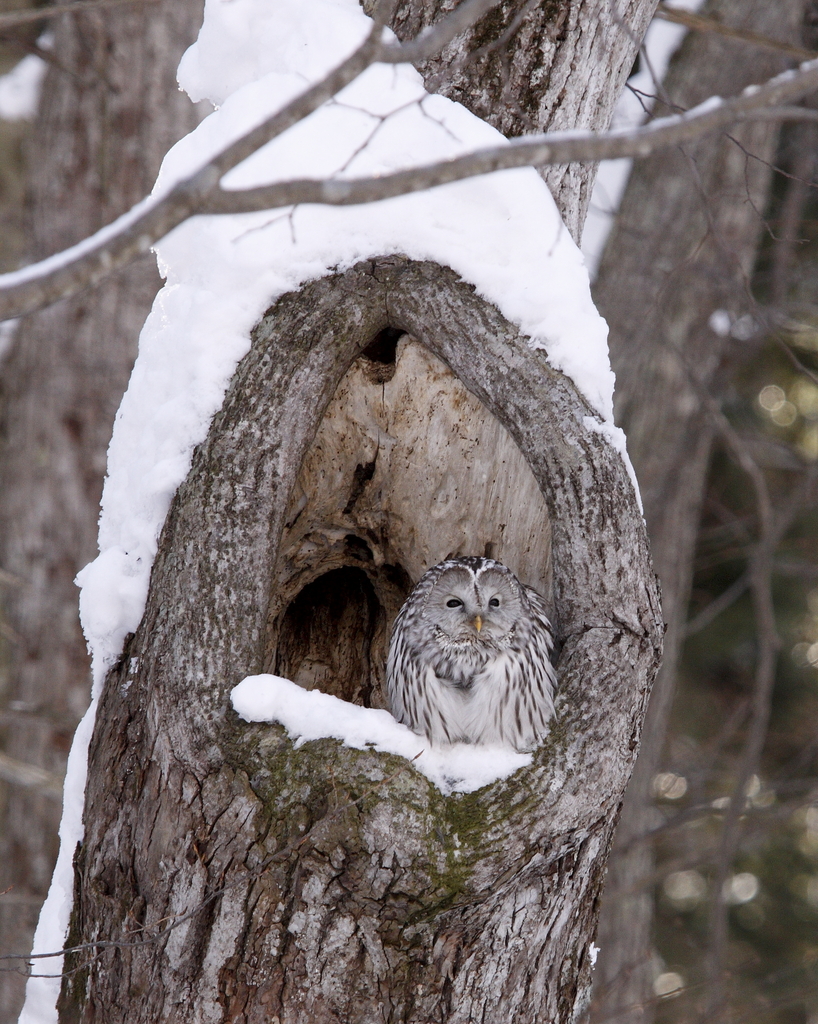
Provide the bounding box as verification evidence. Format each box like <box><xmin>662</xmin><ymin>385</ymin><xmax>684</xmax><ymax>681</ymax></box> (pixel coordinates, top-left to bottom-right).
<box><xmin>473</xmin><ymin>615</ymin><xmax>482</xmax><ymax>633</ymax></box>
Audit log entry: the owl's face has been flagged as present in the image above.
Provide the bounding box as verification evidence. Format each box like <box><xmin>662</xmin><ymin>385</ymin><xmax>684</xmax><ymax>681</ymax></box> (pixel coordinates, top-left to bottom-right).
<box><xmin>422</xmin><ymin>563</ymin><xmax>525</xmax><ymax>648</ymax></box>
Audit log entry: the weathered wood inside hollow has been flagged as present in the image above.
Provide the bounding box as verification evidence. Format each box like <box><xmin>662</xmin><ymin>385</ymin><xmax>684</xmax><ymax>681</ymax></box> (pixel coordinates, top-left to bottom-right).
<box><xmin>269</xmin><ymin>335</ymin><xmax>553</xmax><ymax>707</ymax></box>
<box><xmin>62</xmin><ymin>258</ymin><xmax>663</xmax><ymax>1024</ymax></box>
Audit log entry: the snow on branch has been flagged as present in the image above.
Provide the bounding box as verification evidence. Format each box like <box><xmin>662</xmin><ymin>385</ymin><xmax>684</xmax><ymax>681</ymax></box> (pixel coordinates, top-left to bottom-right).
<box><xmin>207</xmin><ymin>63</ymin><xmax>818</xmax><ymax>214</ymax></box>
<box><xmin>1</xmin><ymin>4</ymin><xmax>817</xmax><ymax>320</ymax></box>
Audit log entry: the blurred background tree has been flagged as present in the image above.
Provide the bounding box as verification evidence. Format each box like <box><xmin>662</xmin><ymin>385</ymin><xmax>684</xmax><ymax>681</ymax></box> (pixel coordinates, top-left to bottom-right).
<box><xmin>641</xmin><ymin>118</ymin><xmax>818</xmax><ymax>1023</ymax></box>
<box><xmin>591</xmin><ymin>2</ymin><xmax>818</xmax><ymax>1022</ymax></box>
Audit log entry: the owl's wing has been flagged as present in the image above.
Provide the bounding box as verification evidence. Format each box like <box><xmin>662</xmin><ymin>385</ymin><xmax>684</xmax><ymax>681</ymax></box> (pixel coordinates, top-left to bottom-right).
<box><xmin>385</xmin><ymin>618</ymin><xmax>424</xmax><ymax>729</ymax></box>
<box><xmin>386</xmin><ymin>612</ymin><xmax>466</xmax><ymax>746</ymax></box>
<box><xmin>522</xmin><ymin>584</ymin><xmax>556</xmax><ymax>662</ymax></box>
<box><xmin>466</xmin><ymin>587</ymin><xmax>557</xmax><ymax>751</ymax></box>
<box><xmin>519</xmin><ymin>583</ymin><xmax>558</xmax><ymax>725</ymax></box>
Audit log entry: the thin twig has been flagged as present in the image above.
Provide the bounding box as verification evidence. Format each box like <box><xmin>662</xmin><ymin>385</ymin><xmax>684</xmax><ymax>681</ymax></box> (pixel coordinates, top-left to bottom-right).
<box><xmin>684</xmin><ymin>571</ymin><xmax>749</xmax><ymax>637</ymax></box>
<box><xmin>204</xmin><ymin>61</ymin><xmax>818</xmax><ymax>216</ymax></box>
<box><xmin>0</xmin><ymin>752</ymin><xmax>63</xmax><ymax>800</ymax></box>
<box><xmin>769</xmin><ymin>122</ymin><xmax>817</xmax><ymax>305</ymax></box>
<box><xmin>0</xmin><ymin>0</ymin><xmax>157</xmax><ymax>31</ymax></box>
<box><xmin>702</xmin><ymin>450</ymin><xmax>818</xmax><ymax>1018</ymax></box>
<box><xmin>654</xmin><ymin>2</ymin><xmax>818</xmax><ymax>62</ymax></box>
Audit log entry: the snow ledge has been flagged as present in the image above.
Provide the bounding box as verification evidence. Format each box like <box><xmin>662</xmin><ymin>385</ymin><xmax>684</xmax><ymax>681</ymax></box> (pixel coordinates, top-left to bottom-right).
<box><xmin>231</xmin><ymin>674</ymin><xmax>533</xmax><ymax>794</ymax></box>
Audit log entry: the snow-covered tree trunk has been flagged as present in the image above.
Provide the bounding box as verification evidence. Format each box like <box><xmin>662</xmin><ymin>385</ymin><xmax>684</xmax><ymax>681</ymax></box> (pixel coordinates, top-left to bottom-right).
<box><xmin>590</xmin><ymin>2</ymin><xmax>811</xmax><ymax>1020</ymax></box>
<box><xmin>0</xmin><ymin>3</ymin><xmax>202</xmax><ymax>1019</ymax></box>
<box><xmin>59</xmin><ymin>260</ymin><xmax>662</xmax><ymax>1024</ymax></box>
<box><xmin>3</xmin><ymin>1</ymin><xmax>665</xmax><ymax>1020</ymax></box>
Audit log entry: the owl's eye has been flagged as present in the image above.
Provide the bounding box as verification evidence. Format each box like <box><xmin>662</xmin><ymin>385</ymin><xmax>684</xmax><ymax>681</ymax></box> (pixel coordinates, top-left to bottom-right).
<box><xmin>489</xmin><ymin>597</ymin><xmax>500</xmax><ymax>608</ymax></box>
<box><xmin>446</xmin><ymin>598</ymin><xmax>463</xmax><ymax>608</ymax></box>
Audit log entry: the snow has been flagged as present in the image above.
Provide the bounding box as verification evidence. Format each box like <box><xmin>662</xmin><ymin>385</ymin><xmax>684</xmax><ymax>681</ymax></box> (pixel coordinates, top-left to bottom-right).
<box><xmin>18</xmin><ymin>700</ymin><xmax>97</xmax><ymax>1024</ymax></box>
<box><xmin>0</xmin><ymin>53</ymin><xmax>46</xmax><ymax>121</ymax></box>
<box><xmin>581</xmin><ymin>0</ymin><xmax>706</xmax><ymax>274</ymax></box>
<box><xmin>709</xmin><ymin>309</ymin><xmax>732</xmax><ymax>337</ymax></box>
<box><xmin>232</xmin><ymin>675</ymin><xmax>531</xmax><ymax>794</ymax></box>
<box><xmin>22</xmin><ymin>0</ymin><xmax>635</xmax><ymax>1018</ymax></box>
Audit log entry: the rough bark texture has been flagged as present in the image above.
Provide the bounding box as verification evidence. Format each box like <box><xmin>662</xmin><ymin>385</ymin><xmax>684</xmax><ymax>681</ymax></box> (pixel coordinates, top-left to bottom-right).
<box><xmin>589</xmin><ymin>2</ymin><xmax>810</xmax><ymax>1021</ymax></box>
<box><xmin>376</xmin><ymin>0</ymin><xmax>659</xmax><ymax>240</ymax></box>
<box><xmin>0</xmin><ymin>4</ymin><xmax>203</xmax><ymax>1020</ymax></box>
<box><xmin>60</xmin><ymin>258</ymin><xmax>662</xmax><ymax>1024</ymax></box>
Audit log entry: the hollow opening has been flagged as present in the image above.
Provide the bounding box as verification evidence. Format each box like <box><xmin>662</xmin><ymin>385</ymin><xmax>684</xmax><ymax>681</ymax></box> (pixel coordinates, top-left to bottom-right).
<box><xmin>273</xmin><ymin>566</ymin><xmax>385</xmax><ymax>707</ymax></box>
<box><xmin>362</xmin><ymin>327</ymin><xmax>401</xmax><ymax>364</ymax></box>
<box><xmin>268</xmin><ymin>332</ymin><xmax>553</xmax><ymax>709</ymax></box>
<box><xmin>359</xmin><ymin>327</ymin><xmax>402</xmax><ymax>382</ymax></box>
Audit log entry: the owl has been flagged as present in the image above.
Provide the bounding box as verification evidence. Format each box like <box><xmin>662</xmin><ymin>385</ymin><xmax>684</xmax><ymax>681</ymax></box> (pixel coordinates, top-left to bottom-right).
<box><xmin>386</xmin><ymin>557</ymin><xmax>557</xmax><ymax>752</ymax></box>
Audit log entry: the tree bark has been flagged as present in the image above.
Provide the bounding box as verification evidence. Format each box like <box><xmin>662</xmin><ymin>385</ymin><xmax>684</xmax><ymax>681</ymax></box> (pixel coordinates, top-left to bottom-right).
<box><xmin>589</xmin><ymin>2</ymin><xmax>810</xmax><ymax>1021</ymax></box>
<box><xmin>0</xmin><ymin>4</ymin><xmax>202</xmax><ymax>1020</ymax></box>
<box><xmin>59</xmin><ymin>259</ymin><xmax>662</xmax><ymax>1024</ymax></box>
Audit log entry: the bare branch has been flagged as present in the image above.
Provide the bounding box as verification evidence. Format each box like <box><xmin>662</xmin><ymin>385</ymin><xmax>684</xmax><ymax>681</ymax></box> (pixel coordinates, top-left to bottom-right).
<box><xmin>683</xmin><ymin>571</ymin><xmax>749</xmax><ymax>637</ymax></box>
<box><xmin>0</xmin><ymin>0</ymin><xmax>505</xmax><ymax>319</ymax></box>
<box><xmin>209</xmin><ymin>0</ymin><xmax>505</xmax><ymax>178</ymax></box>
<box><xmin>381</xmin><ymin>0</ymin><xmax>502</xmax><ymax>64</ymax></box>
<box><xmin>0</xmin><ymin>0</ymin><xmax>156</xmax><ymax>31</ymax></box>
<box><xmin>2</xmin><ymin>38</ymin><xmax>818</xmax><ymax>320</ymax></box>
<box><xmin>770</xmin><ymin>122</ymin><xmax>818</xmax><ymax>305</ymax></box>
<box><xmin>0</xmin><ymin>752</ymin><xmax>63</xmax><ymax>800</ymax></box>
<box><xmin>0</xmin><ymin>18</ymin><xmax>389</xmax><ymax>315</ymax></box>
<box><xmin>702</xmin><ymin>451</ymin><xmax>818</xmax><ymax>1016</ymax></box>
<box><xmin>745</xmin><ymin>104</ymin><xmax>818</xmax><ymax>123</ymax></box>
<box><xmin>206</xmin><ymin>72</ymin><xmax>818</xmax><ymax>217</ymax></box>
<box><xmin>654</xmin><ymin>2</ymin><xmax>818</xmax><ymax>63</ymax></box>
<box><xmin>705</xmin><ymin>544</ymin><xmax>779</xmax><ymax>1018</ymax></box>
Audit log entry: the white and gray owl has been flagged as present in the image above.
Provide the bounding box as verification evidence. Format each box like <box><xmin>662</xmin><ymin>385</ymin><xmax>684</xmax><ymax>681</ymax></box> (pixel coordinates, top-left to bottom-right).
<box><xmin>386</xmin><ymin>557</ymin><xmax>557</xmax><ymax>752</ymax></box>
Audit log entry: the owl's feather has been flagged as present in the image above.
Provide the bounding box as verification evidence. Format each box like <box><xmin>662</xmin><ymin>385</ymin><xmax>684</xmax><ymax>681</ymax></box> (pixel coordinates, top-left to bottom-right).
<box><xmin>386</xmin><ymin>557</ymin><xmax>556</xmax><ymax>751</ymax></box>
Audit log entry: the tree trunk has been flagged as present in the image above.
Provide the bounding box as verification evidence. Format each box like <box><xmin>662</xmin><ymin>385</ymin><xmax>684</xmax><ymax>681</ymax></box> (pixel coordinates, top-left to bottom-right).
<box><xmin>0</xmin><ymin>4</ymin><xmax>202</xmax><ymax>1020</ymax></box>
<box><xmin>56</xmin><ymin>259</ymin><xmax>661</xmax><ymax>1024</ymax></box>
<box><xmin>589</xmin><ymin>2</ymin><xmax>810</xmax><ymax>1021</ymax></box>
<box><xmin>2</xmin><ymin>0</ymin><xmax>662</xmax><ymax>1018</ymax></box>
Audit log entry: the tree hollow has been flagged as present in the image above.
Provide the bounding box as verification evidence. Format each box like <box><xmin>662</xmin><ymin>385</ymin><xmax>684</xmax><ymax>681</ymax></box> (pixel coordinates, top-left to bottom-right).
<box><xmin>266</xmin><ymin>333</ymin><xmax>553</xmax><ymax>708</ymax></box>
